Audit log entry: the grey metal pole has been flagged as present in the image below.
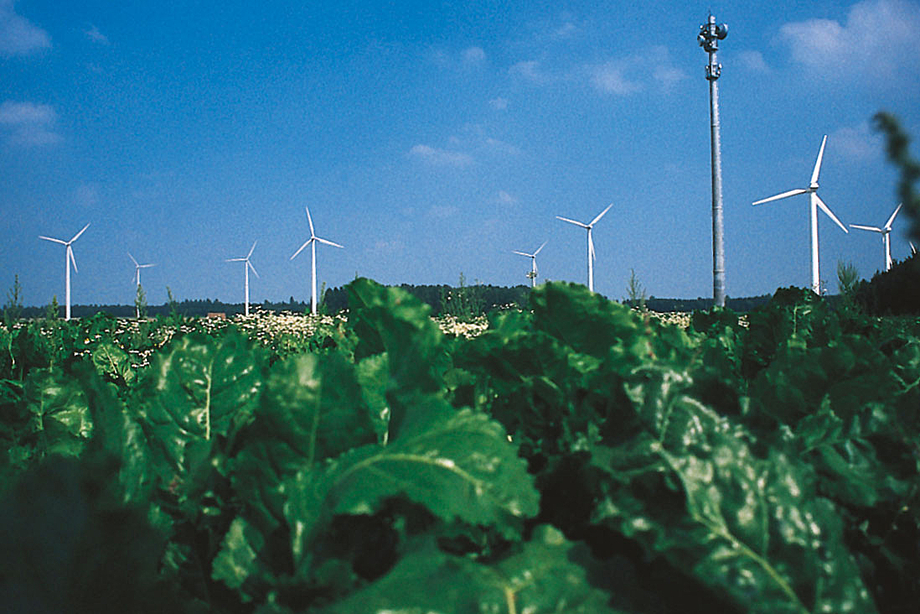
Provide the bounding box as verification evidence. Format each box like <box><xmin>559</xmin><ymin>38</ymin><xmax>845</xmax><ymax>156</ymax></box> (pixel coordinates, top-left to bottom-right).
<box><xmin>699</xmin><ymin>15</ymin><xmax>727</xmax><ymax>308</ymax></box>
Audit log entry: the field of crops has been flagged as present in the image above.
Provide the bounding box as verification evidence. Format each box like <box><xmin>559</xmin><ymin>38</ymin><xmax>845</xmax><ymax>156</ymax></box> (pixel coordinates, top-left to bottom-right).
<box><xmin>1</xmin><ymin>279</ymin><xmax>918</xmax><ymax>613</ymax></box>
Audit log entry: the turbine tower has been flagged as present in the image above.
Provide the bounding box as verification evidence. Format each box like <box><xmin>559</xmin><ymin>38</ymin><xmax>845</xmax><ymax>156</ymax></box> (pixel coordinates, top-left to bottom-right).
<box><xmin>512</xmin><ymin>241</ymin><xmax>547</xmax><ymax>288</ymax></box>
<box><xmin>850</xmin><ymin>203</ymin><xmax>902</xmax><ymax>271</ymax></box>
<box><xmin>290</xmin><ymin>206</ymin><xmax>342</xmax><ymax>315</ymax></box>
<box><xmin>752</xmin><ymin>135</ymin><xmax>848</xmax><ymax>294</ymax></box>
<box><xmin>698</xmin><ymin>13</ymin><xmax>728</xmax><ymax>307</ymax></box>
<box><xmin>128</xmin><ymin>252</ymin><xmax>156</xmax><ymax>318</ymax></box>
<box><xmin>226</xmin><ymin>241</ymin><xmax>259</xmax><ymax>316</ymax></box>
<box><xmin>39</xmin><ymin>223</ymin><xmax>90</xmax><ymax>320</ymax></box>
<box><xmin>556</xmin><ymin>203</ymin><xmax>613</xmax><ymax>293</ymax></box>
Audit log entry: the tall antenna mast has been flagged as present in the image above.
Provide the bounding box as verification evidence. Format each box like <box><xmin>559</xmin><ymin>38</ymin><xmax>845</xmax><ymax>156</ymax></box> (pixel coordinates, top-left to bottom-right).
<box><xmin>699</xmin><ymin>14</ymin><xmax>728</xmax><ymax>307</ymax></box>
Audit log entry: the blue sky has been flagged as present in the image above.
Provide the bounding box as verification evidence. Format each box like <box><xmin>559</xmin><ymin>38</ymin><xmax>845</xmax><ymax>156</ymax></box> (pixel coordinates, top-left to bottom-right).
<box><xmin>2</xmin><ymin>0</ymin><xmax>919</xmax><ymax>307</ymax></box>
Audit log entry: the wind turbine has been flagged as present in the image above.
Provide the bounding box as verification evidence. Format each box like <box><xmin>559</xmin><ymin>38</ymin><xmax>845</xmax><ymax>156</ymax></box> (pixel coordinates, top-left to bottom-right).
<box><xmin>512</xmin><ymin>241</ymin><xmax>547</xmax><ymax>288</ymax></box>
<box><xmin>752</xmin><ymin>135</ymin><xmax>848</xmax><ymax>294</ymax></box>
<box><xmin>556</xmin><ymin>203</ymin><xmax>613</xmax><ymax>292</ymax></box>
<box><xmin>227</xmin><ymin>241</ymin><xmax>259</xmax><ymax>316</ymax></box>
<box><xmin>128</xmin><ymin>252</ymin><xmax>156</xmax><ymax>318</ymax></box>
<box><xmin>290</xmin><ymin>206</ymin><xmax>343</xmax><ymax>315</ymax></box>
<box><xmin>39</xmin><ymin>223</ymin><xmax>90</xmax><ymax>320</ymax></box>
<box><xmin>850</xmin><ymin>203</ymin><xmax>902</xmax><ymax>272</ymax></box>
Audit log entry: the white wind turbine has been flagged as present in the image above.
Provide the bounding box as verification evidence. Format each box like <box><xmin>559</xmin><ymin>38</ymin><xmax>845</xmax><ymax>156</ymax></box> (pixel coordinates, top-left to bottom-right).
<box><xmin>290</xmin><ymin>206</ymin><xmax>343</xmax><ymax>315</ymax></box>
<box><xmin>850</xmin><ymin>203</ymin><xmax>902</xmax><ymax>272</ymax></box>
<box><xmin>513</xmin><ymin>241</ymin><xmax>547</xmax><ymax>288</ymax></box>
<box><xmin>752</xmin><ymin>135</ymin><xmax>848</xmax><ymax>294</ymax></box>
<box><xmin>128</xmin><ymin>252</ymin><xmax>156</xmax><ymax>318</ymax></box>
<box><xmin>227</xmin><ymin>241</ymin><xmax>259</xmax><ymax>316</ymax></box>
<box><xmin>39</xmin><ymin>223</ymin><xmax>90</xmax><ymax>320</ymax></box>
<box><xmin>556</xmin><ymin>203</ymin><xmax>613</xmax><ymax>292</ymax></box>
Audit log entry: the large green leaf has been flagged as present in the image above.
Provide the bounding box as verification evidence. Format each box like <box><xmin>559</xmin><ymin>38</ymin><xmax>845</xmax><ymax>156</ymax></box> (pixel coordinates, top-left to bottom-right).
<box><xmin>285</xmin><ymin>404</ymin><xmax>539</xmax><ymax>566</ymax></box>
<box><xmin>591</xmin><ymin>364</ymin><xmax>876</xmax><ymax>614</ymax></box>
<box><xmin>232</xmin><ymin>352</ymin><xmax>378</xmax><ymax>531</ymax></box>
<box><xmin>22</xmin><ymin>367</ymin><xmax>93</xmax><ymax>458</ymax></box>
<box><xmin>136</xmin><ymin>331</ymin><xmax>264</xmax><ymax>486</ymax></box>
<box><xmin>324</xmin><ymin>526</ymin><xmax>623</xmax><ymax>614</ymax></box>
<box><xmin>91</xmin><ymin>340</ymin><xmax>136</xmax><ymax>385</ymax></box>
<box><xmin>211</xmin><ymin>516</ymin><xmax>266</xmax><ymax>601</ymax></box>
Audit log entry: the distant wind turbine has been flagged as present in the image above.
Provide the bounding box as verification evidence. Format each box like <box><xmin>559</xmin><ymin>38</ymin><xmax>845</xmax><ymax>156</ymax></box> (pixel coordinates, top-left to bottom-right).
<box><xmin>290</xmin><ymin>206</ymin><xmax>343</xmax><ymax>315</ymax></box>
<box><xmin>556</xmin><ymin>203</ymin><xmax>613</xmax><ymax>292</ymax></box>
<box><xmin>513</xmin><ymin>241</ymin><xmax>546</xmax><ymax>288</ymax></box>
<box><xmin>226</xmin><ymin>241</ymin><xmax>259</xmax><ymax>316</ymax></box>
<box><xmin>850</xmin><ymin>203</ymin><xmax>902</xmax><ymax>271</ymax></box>
<box><xmin>39</xmin><ymin>223</ymin><xmax>90</xmax><ymax>320</ymax></box>
<box><xmin>752</xmin><ymin>135</ymin><xmax>848</xmax><ymax>294</ymax></box>
<box><xmin>128</xmin><ymin>252</ymin><xmax>156</xmax><ymax>317</ymax></box>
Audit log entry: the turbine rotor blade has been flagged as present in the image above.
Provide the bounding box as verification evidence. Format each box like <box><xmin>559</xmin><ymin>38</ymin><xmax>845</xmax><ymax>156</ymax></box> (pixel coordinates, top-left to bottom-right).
<box><xmin>70</xmin><ymin>222</ymin><xmax>90</xmax><ymax>243</ymax></box>
<box><xmin>589</xmin><ymin>203</ymin><xmax>614</xmax><ymax>226</ymax></box>
<box><xmin>39</xmin><ymin>235</ymin><xmax>67</xmax><ymax>245</ymax></box>
<box><xmin>305</xmin><ymin>206</ymin><xmax>315</xmax><ymax>237</ymax></box>
<box><xmin>588</xmin><ymin>231</ymin><xmax>595</xmax><ymax>261</ymax></box>
<box><xmin>316</xmin><ymin>237</ymin><xmax>343</xmax><ymax>248</ymax></box>
<box><xmin>291</xmin><ymin>238</ymin><xmax>313</xmax><ymax>260</ymax></box>
<box><xmin>68</xmin><ymin>245</ymin><xmax>78</xmax><ymax>273</ymax></box>
<box><xmin>556</xmin><ymin>215</ymin><xmax>589</xmax><ymax>228</ymax></box>
<box><xmin>533</xmin><ymin>240</ymin><xmax>547</xmax><ymax>256</ymax></box>
<box><xmin>248</xmin><ymin>261</ymin><xmax>260</xmax><ymax>278</ymax></box>
<box><xmin>884</xmin><ymin>203</ymin><xmax>902</xmax><ymax>230</ymax></box>
<box><xmin>815</xmin><ymin>194</ymin><xmax>848</xmax><ymax>233</ymax></box>
<box><xmin>227</xmin><ymin>257</ymin><xmax>246</xmax><ymax>262</ymax></box>
<box><xmin>128</xmin><ymin>252</ymin><xmax>139</xmax><ymax>267</ymax></box>
<box><xmin>810</xmin><ymin>135</ymin><xmax>827</xmax><ymax>186</ymax></box>
<box><xmin>752</xmin><ymin>188</ymin><xmax>809</xmax><ymax>205</ymax></box>
<box><xmin>247</xmin><ymin>240</ymin><xmax>257</xmax><ymax>259</ymax></box>
<box><xmin>512</xmin><ymin>250</ymin><xmax>532</xmax><ymax>258</ymax></box>
<box><xmin>849</xmin><ymin>224</ymin><xmax>882</xmax><ymax>233</ymax></box>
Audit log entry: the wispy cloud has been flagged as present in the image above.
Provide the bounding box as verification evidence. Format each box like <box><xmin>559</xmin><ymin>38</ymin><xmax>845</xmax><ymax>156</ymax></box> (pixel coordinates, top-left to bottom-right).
<box><xmin>462</xmin><ymin>46</ymin><xmax>485</xmax><ymax>65</ymax></box>
<box><xmin>509</xmin><ymin>60</ymin><xmax>553</xmax><ymax>84</ymax></box>
<box><xmin>484</xmin><ymin>137</ymin><xmax>521</xmax><ymax>156</ymax></box>
<box><xmin>0</xmin><ymin>101</ymin><xmax>61</xmax><ymax>145</ymax></box>
<box><xmin>495</xmin><ymin>190</ymin><xmax>518</xmax><ymax>206</ymax></box>
<box><xmin>590</xmin><ymin>47</ymin><xmax>686</xmax><ymax>95</ymax></box>
<box><xmin>591</xmin><ymin>61</ymin><xmax>641</xmax><ymax>95</ymax></box>
<box><xmin>737</xmin><ymin>50</ymin><xmax>771</xmax><ymax>73</ymax></box>
<box><xmin>830</xmin><ymin>121</ymin><xmax>883</xmax><ymax>161</ymax></box>
<box><xmin>0</xmin><ymin>0</ymin><xmax>51</xmax><ymax>56</ymax></box>
<box><xmin>777</xmin><ymin>0</ymin><xmax>920</xmax><ymax>79</ymax></box>
<box><xmin>84</xmin><ymin>24</ymin><xmax>109</xmax><ymax>45</ymax></box>
<box><xmin>74</xmin><ymin>183</ymin><xmax>100</xmax><ymax>208</ymax></box>
<box><xmin>409</xmin><ymin>144</ymin><xmax>474</xmax><ymax>167</ymax></box>
<box><xmin>428</xmin><ymin>204</ymin><xmax>459</xmax><ymax>218</ymax></box>
<box><xmin>489</xmin><ymin>97</ymin><xmax>509</xmax><ymax>110</ymax></box>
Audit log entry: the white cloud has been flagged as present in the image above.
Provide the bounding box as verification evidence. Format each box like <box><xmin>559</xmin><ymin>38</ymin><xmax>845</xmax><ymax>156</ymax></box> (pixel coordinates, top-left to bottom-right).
<box><xmin>428</xmin><ymin>204</ymin><xmax>459</xmax><ymax>218</ymax></box>
<box><xmin>590</xmin><ymin>47</ymin><xmax>686</xmax><ymax>95</ymax></box>
<box><xmin>591</xmin><ymin>61</ymin><xmax>641</xmax><ymax>95</ymax></box>
<box><xmin>830</xmin><ymin>121</ymin><xmax>883</xmax><ymax>161</ymax></box>
<box><xmin>495</xmin><ymin>190</ymin><xmax>518</xmax><ymax>205</ymax></box>
<box><xmin>74</xmin><ymin>183</ymin><xmax>100</xmax><ymax>208</ymax></box>
<box><xmin>485</xmin><ymin>137</ymin><xmax>521</xmax><ymax>156</ymax></box>
<box><xmin>509</xmin><ymin>60</ymin><xmax>552</xmax><ymax>84</ymax></box>
<box><xmin>0</xmin><ymin>0</ymin><xmax>50</xmax><ymax>56</ymax></box>
<box><xmin>84</xmin><ymin>24</ymin><xmax>109</xmax><ymax>45</ymax></box>
<box><xmin>409</xmin><ymin>144</ymin><xmax>474</xmax><ymax>167</ymax></box>
<box><xmin>462</xmin><ymin>46</ymin><xmax>485</xmax><ymax>64</ymax></box>
<box><xmin>0</xmin><ymin>100</ymin><xmax>61</xmax><ymax>145</ymax></box>
<box><xmin>737</xmin><ymin>50</ymin><xmax>771</xmax><ymax>73</ymax></box>
<box><xmin>553</xmin><ymin>21</ymin><xmax>578</xmax><ymax>39</ymax></box>
<box><xmin>489</xmin><ymin>97</ymin><xmax>509</xmax><ymax>110</ymax></box>
<box><xmin>777</xmin><ymin>0</ymin><xmax>920</xmax><ymax>79</ymax></box>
